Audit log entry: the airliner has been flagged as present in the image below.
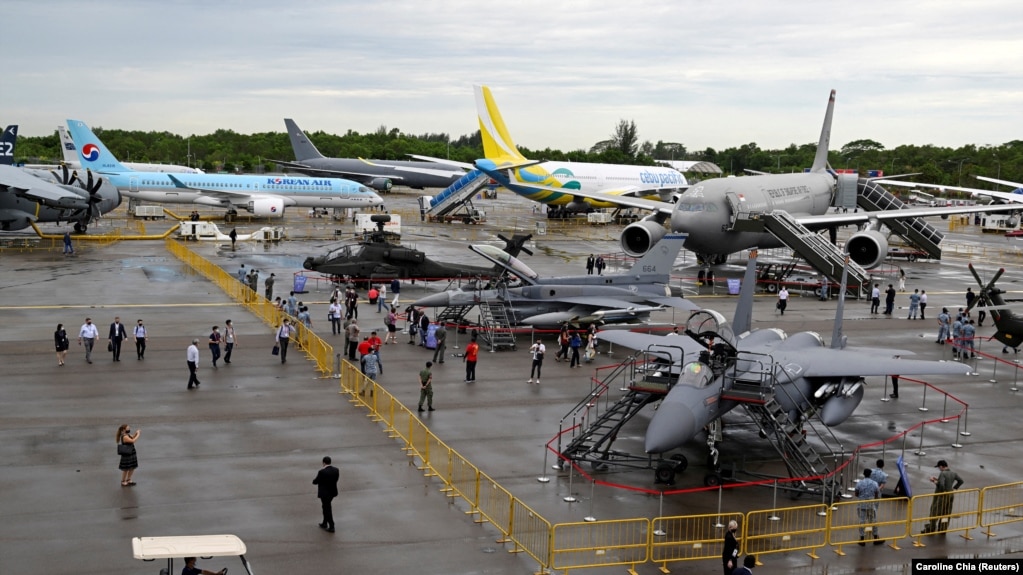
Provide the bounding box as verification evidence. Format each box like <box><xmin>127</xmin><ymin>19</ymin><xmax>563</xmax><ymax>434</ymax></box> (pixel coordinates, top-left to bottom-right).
<box><xmin>469</xmin><ymin>85</ymin><xmax>688</xmax><ymax>211</ymax></box>
<box><xmin>66</xmin><ymin>120</ymin><xmax>383</xmax><ymax>217</ymax></box>
<box><xmin>58</xmin><ymin>125</ymin><xmax>202</xmax><ymax>173</ymax></box>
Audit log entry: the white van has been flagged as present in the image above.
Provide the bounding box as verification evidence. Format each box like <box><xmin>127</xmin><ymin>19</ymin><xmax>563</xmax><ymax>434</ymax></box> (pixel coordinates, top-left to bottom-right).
<box><xmin>132</xmin><ymin>534</ymin><xmax>253</xmax><ymax>575</ymax></box>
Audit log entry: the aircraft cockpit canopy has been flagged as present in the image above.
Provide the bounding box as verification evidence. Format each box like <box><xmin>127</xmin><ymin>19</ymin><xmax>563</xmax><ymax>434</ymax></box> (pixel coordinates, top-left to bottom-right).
<box><xmin>685</xmin><ymin>309</ymin><xmax>736</xmax><ymax>347</ymax></box>
<box><xmin>325</xmin><ymin>244</ymin><xmax>363</xmax><ymax>260</ymax></box>
<box><xmin>470</xmin><ymin>244</ymin><xmax>539</xmax><ymax>283</ymax></box>
<box><xmin>678</xmin><ymin>361</ymin><xmax>714</xmax><ymax>388</ymax></box>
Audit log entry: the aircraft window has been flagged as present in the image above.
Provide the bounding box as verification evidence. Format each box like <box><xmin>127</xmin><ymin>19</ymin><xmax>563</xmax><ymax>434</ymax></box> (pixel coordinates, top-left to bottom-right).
<box><xmin>705</xmin><ymin>203</ymin><xmax>718</xmax><ymax>212</ymax></box>
<box><xmin>678</xmin><ymin>361</ymin><xmax>714</xmax><ymax>388</ymax></box>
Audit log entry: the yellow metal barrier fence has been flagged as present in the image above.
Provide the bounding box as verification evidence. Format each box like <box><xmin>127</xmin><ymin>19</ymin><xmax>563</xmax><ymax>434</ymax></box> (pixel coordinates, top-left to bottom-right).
<box><xmin>910</xmin><ymin>488</ymin><xmax>981</xmax><ymax>544</ymax></box>
<box><xmin>826</xmin><ymin>497</ymin><xmax>909</xmax><ymax>554</ymax></box>
<box><xmin>744</xmin><ymin>504</ymin><xmax>829</xmax><ymax>560</ymax></box>
<box><xmin>980</xmin><ymin>482</ymin><xmax>1023</xmax><ymax>537</ymax></box>
<box><xmin>650</xmin><ymin>512</ymin><xmax>745</xmax><ymax>570</ymax></box>
<box><xmin>552</xmin><ymin>519</ymin><xmax>649</xmax><ymax>574</ymax></box>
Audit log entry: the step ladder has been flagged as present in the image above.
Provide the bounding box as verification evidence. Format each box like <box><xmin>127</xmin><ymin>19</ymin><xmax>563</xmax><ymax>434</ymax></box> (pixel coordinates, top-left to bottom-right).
<box><xmin>434</xmin><ymin>304</ymin><xmax>476</xmax><ymax>326</ymax></box>
<box><xmin>478</xmin><ymin>298</ymin><xmax>517</xmax><ymax>351</ymax></box>
<box><xmin>856</xmin><ymin>179</ymin><xmax>943</xmax><ymax>260</ymax></box>
<box><xmin>425</xmin><ymin>169</ymin><xmax>491</xmax><ymax>217</ymax></box>
<box><xmin>559</xmin><ymin>390</ymin><xmax>663</xmax><ymax>468</ymax></box>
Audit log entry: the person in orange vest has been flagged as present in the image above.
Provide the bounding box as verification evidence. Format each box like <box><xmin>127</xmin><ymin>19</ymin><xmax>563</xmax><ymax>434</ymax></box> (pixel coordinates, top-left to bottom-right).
<box><xmin>464</xmin><ymin>336</ymin><xmax>480</xmax><ymax>383</ymax></box>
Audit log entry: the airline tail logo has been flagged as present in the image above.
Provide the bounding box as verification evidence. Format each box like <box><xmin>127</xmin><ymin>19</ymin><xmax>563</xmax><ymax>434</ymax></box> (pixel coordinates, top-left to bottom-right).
<box><xmin>82</xmin><ymin>143</ymin><xmax>100</xmax><ymax>162</ymax></box>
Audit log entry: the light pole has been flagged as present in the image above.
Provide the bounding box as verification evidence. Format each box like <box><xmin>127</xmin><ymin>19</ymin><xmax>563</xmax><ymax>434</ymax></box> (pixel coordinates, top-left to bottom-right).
<box><xmin>890</xmin><ymin>156</ymin><xmax>899</xmax><ymax>175</ymax></box>
<box><xmin>957</xmin><ymin>158</ymin><xmax>970</xmax><ymax>187</ymax></box>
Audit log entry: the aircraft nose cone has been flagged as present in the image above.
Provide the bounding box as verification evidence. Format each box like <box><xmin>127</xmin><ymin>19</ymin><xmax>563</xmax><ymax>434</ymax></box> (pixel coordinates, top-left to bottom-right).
<box><xmin>303</xmin><ymin>257</ymin><xmax>318</xmax><ymax>270</ymax></box>
<box><xmin>412</xmin><ymin>292</ymin><xmax>451</xmax><ymax>308</ymax></box>
<box><xmin>644</xmin><ymin>399</ymin><xmax>697</xmax><ymax>454</ymax></box>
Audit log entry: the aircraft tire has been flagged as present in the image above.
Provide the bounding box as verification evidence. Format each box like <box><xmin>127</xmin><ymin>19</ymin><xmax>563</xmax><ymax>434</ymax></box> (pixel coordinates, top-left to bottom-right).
<box><xmin>670</xmin><ymin>453</ymin><xmax>688</xmax><ymax>473</ymax></box>
<box><xmin>654</xmin><ymin>462</ymin><xmax>676</xmax><ymax>485</ymax></box>
<box><xmin>704</xmin><ymin>473</ymin><xmax>723</xmax><ymax>487</ymax></box>
<box><xmin>766</xmin><ymin>284</ymin><xmax>778</xmax><ymax>294</ymax></box>
<box><xmin>908</xmin><ymin>254</ymin><xmax>918</xmax><ymax>262</ymax></box>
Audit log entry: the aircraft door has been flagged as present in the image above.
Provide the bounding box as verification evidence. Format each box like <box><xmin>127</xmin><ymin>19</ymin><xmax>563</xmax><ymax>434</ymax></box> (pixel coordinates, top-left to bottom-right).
<box><xmin>724</xmin><ymin>192</ymin><xmax>744</xmax><ymax>229</ymax></box>
<box><xmin>129</xmin><ymin>176</ymin><xmax>139</xmax><ymax>192</ymax></box>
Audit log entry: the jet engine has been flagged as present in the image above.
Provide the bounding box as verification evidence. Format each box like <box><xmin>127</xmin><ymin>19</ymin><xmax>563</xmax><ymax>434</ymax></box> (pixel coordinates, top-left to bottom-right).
<box><xmin>620</xmin><ymin>218</ymin><xmax>668</xmax><ymax>257</ymax></box>
<box><xmin>367</xmin><ymin>177</ymin><xmax>393</xmax><ymax>192</ymax></box>
<box><xmin>248</xmin><ymin>197</ymin><xmax>286</xmax><ymax>218</ymax></box>
<box><xmin>0</xmin><ymin>210</ymin><xmax>34</xmax><ymax>231</ymax></box>
<box><xmin>845</xmin><ymin>229</ymin><xmax>888</xmax><ymax>269</ymax></box>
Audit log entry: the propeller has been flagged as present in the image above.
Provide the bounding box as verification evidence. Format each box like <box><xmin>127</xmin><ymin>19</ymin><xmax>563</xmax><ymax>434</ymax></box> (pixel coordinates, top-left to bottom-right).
<box><xmin>50</xmin><ymin>163</ymin><xmax>79</xmax><ymax>187</ymax></box>
<box><xmin>967</xmin><ymin>263</ymin><xmax>1005</xmax><ymax>312</ymax></box>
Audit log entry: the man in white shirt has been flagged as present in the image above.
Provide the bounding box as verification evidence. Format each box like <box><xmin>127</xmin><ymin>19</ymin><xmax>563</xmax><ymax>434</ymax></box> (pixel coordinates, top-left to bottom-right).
<box><xmin>328</xmin><ymin>299</ymin><xmax>343</xmax><ymax>335</ymax></box>
<box><xmin>276</xmin><ymin>318</ymin><xmax>293</xmax><ymax>364</ymax></box>
<box><xmin>223</xmin><ymin>319</ymin><xmax>237</xmax><ymax>364</ymax></box>
<box><xmin>187</xmin><ymin>339</ymin><xmax>201</xmax><ymax>389</ymax></box>
<box><xmin>777</xmin><ymin>287</ymin><xmax>789</xmax><ymax>315</ymax></box>
<box><xmin>78</xmin><ymin>317</ymin><xmax>99</xmax><ymax>364</ymax></box>
<box><xmin>133</xmin><ymin>319</ymin><xmax>148</xmax><ymax>360</ymax></box>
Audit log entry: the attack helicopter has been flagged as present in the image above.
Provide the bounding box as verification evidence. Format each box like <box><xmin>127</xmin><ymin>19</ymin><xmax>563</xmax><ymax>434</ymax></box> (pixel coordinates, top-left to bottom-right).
<box><xmin>967</xmin><ymin>263</ymin><xmax>1023</xmax><ymax>353</ymax></box>
<box><xmin>303</xmin><ymin>214</ymin><xmax>532</xmax><ymax>283</ymax></box>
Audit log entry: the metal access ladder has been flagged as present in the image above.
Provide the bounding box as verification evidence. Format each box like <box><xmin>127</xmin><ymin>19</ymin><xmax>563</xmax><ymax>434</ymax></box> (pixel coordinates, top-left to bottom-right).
<box><xmin>856</xmin><ymin>179</ymin><xmax>943</xmax><ymax>260</ymax></box>
<box><xmin>426</xmin><ymin>169</ymin><xmax>491</xmax><ymax>218</ymax></box>
<box><xmin>477</xmin><ymin>297</ymin><xmax>517</xmax><ymax>351</ymax></box>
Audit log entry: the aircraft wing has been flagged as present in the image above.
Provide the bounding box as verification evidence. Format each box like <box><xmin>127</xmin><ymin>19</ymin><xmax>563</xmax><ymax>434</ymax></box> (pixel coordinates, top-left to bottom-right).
<box><xmin>643</xmin><ymin>297</ymin><xmax>702</xmax><ymax>312</ymax></box>
<box><xmin>165</xmin><ymin>175</ymin><xmax>294</xmax><ymax>205</ymax></box>
<box><xmin>0</xmin><ymin>165</ymin><xmax>89</xmax><ymax>209</ymax></box>
<box><xmin>407</xmin><ymin>154</ymin><xmax>476</xmax><ymax>171</ymax></box>
<box><xmin>976</xmin><ymin>176</ymin><xmax>1023</xmax><ymax>190</ymax></box>
<box><xmin>595</xmin><ymin>330</ymin><xmax>707</xmax><ymax>362</ymax></box>
<box><xmin>874</xmin><ymin>179</ymin><xmax>987</xmax><ymax>196</ymax></box>
<box><xmin>798</xmin><ymin>350</ymin><xmax>972</xmax><ymax>378</ymax></box>
<box><xmin>357</xmin><ymin>159</ymin><xmax>465</xmax><ymax>179</ymax></box>
<box><xmin>793</xmin><ymin>203</ymin><xmax>1019</xmax><ymax>227</ymax></box>
<box><xmin>268</xmin><ymin>160</ymin><xmax>405</xmax><ymax>182</ymax></box>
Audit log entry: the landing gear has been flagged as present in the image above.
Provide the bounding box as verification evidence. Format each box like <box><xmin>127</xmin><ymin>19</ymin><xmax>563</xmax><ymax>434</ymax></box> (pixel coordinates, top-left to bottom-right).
<box><xmin>73</xmin><ymin>222</ymin><xmax>86</xmax><ymax>234</ymax></box>
<box><xmin>654</xmin><ymin>454</ymin><xmax>688</xmax><ymax>485</ymax></box>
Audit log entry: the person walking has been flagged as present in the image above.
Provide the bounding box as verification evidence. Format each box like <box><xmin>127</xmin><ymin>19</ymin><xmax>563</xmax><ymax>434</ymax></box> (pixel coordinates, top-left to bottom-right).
<box><xmin>406</xmin><ymin>305</ymin><xmax>419</xmax><ymax>344</ymax></box>
<box><xmin>276</xmin><ymin>318</ymin><xmax>293</xmax><ymax>364</ymax></box>
<box><xmin>855</xmin><ymin>468</ymin><xmax>882</xmax><ymax>545</ymax></box>
<box><xmin>186</xmin><ymin>339</ymin><xmax>201</xmax><ymax>389</ymax></box>
<box><xmin>962</xmin><ymin>319</ymin><xmax>976</xmax><ymax>358</ymax></box>
<box><xmin>555</xmin><ymin>326</ymin><xmax>570</xmax><ymax>362</ymax></box>
<box><xmin>287</xmin><ymin>291</ymin><xmax>298</xmax><ymax>316</ymax></box>
<box><xmin>464</xmin><ymin>336</ymin><xmax>479</xmax><ymax>383</ymax></box>
<box><xmin>418</xmin><ymin>312</ymin><xmax>430</xmax><ymax>347</ymax></box>
<box><xmin>919</xmin><ymin>290</ymin><xmax>928</xmax><ymax>319</ymax></box>
<box><xmin>936</xmin><ymin>308</ymin><xmax>950</xmax><ymax>344</ymax></box>
<box><xmin>907</xmin><ymin>289</ymin><xmax>921</xmax><ymax>320</ymax></box>
<box><xmin>432</xmin><ymin>321</ymin><xmax>447</xmax><ymax>364</ymax></box>
<box><xmin>264</xmin><ymin>273</ymin><xmax>275</xmax><ymax>301</ymax></box>
<box><xmin>951</xmin><ymin>314</ymin><xmax>964</xmax><ymax>359</ymax></box>
<box><xmin>870</xmin><ymin>283</ymin><xmax>880</xmax><ymax>314</ymax></box>
<box><xmin>722</xmin><ymin>520</ymin><xmax>739</xmax><ymax>575</ymax></box>
<box><xmin>108</xmin><ymin>316</ymin><xmax>128</xmax><ymax>362</ymax></box>
<box><xmin>527</xmin><ymin>339</ymin><xmax>546</xmax><ymax>384</ymax></box>
<box><xmin>898</xmin><ymin>268</ymin><xmax>906</xmax><ymax>292</ymax></box>
<box><xmin>54</xmin><ymin>323</ymin><xmax>69</xmax><ymax>366</ymax></box>
<box><xmin>62</xmin><ymin>230</ymin><xmax>73</xmax><ymax>255</ymax></box>
<box><xmin>569</xmin><ymin>331</ymin><xmax>583</xmax><ymax>368</ymax></box>
<box><xmin>777</xmin><ymin>287</ymin><xmax>789</xmax><ymax>315</ymax></box>
<box><xmin>923</xmin><ymin>459</ymin><xmax>964</xmax><ymax>534</ymax></box>
<box><xmin>208</xmin><ymin>325</ymin><xmax>222</xmax><ymax>367</ymax></box>
<box><xmin>223</xmin><ymin>319</ymin><xmax>237</xmax><ymax>364</ymax></box>
<box><xmin>390</xmin><ymin>278</ymin><xmax>401</xmax><ymax>309</ymax></box>
<box><xmin>236</xmin><ymin>263</ymin><xmax>246</xmax><ymax>282</ymax></box>
<box><xmin>346</xmin><ymin>319</ymin><xmax>360</xmax><ymax>361</ymax></box>
<box><xmin>385</xmin><ymin>309</ymin><xmax>398</xmax><ymax>344</ymax></box>
<box><xmin>884</xmin><ymin>284</ymin><xmax>896</xmax><ymax>315</ymax></box>
<box><xmin>595</xmin><ymin>255</ymin><xmax>605</xmax><ymax>275</ymax></box>
<box><xmin>362</xmin><ymin>346</ymin><xmax>381</xmax><ymax>379</ymax></box>
<box><xmin>417</xmin><ymin>361</ymin><xmax>434</xmax><ymax>412</ymax></box>
<box><xmin>871</xmin><ymin>459</ymin><xmax>889</xmax><ymax>495</ymax></box>
<box><xmin>889</xmin><ymin>375</ymin><xmax>900</xmax><ymax>399</ymax></box>
<box><xmin>133</xmin><ymin>319</ymin><xmax>148</xmax><ymax>360</ymax></box>
<box><xmin>586</xmin><ymin>254</ymin><xmax>595</xmax><ymax>275</ymax></box>
<box><xmin>329</xmin><ymin>298</ymin><xmax>343</xmax><ymax>335</ymax></box>
<box><xmin>313</xmin><ymin>456</ymin><xmax>340</xmax><ymax>533</ymax></box>
<box><xmin>78</xmin><ymin>317</ymin><xmax>99</xmax><ymax>364</ymax></box>
<box><xmin>116</xmin><ymin>423</ymin><xmax>140</xmax><ymax>487</ymax></box>
<box><xmin>228</xmin><ymin>227</ymin><xmax>237</xmax><ymax>251</ymax></box>
<box><xmin>965</xmin><ymin>287</ymin><xmax>976</xmax><ymax>318</ymax></box>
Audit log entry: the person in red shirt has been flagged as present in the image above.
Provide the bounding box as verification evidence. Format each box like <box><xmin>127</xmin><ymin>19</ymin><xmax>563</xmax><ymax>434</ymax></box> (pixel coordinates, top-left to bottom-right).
<box><xmin>464</xmin><ymin>336</ymin><xmax>479</xmax><ymax>383</ymax></box>
<box><xmin>357</xmin><ymin>337</ymin><xmax>372</xmax><ymax>373</ymax></box>
<box><xmin>367</xmin><ymin>331</ymin><xmax>383</xmax><ymax>352</ymax></box>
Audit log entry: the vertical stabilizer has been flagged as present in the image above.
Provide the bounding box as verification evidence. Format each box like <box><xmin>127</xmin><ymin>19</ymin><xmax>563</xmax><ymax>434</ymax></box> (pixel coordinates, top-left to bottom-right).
<box><xmin>0</xmin><ymin>125</ymin><xmax>16</xmax><ymax>166</ymax></box>
<box><xmin>830</xmin><ymin>255</ymin><xmax>850</xmax><ymax>349</ymax></box>
<box><xmin>627</xmin><ymin>233</ymin><xmax>687</xmax><ymax>275</ymax></box>
<box><xmin>809</xmin><ymin>89</ymin><xmax>836</xmax><ymax>173</ymax></box>
<box><xmin>732</xmin><ymin>249</ymin><xmax>759</xmax><ymax>335</ymax></box>
<box><xmin>284</xmin><ymin>119</ymin><xmax>325</xmax><ymax>161</ymax></box>
<box><xmin>474</xmin><ymin>85</ymin><xmax>527</xmax><ymax>162</ymax></box>
<box><xmin>65</xmin><ymin>120</ymin><xmax>131</xmax><ymax>173</ymax></box>
<box><xmin>57</xmin><ymin>125</ymin><xmax>79</xmax><ymax>165</ymax></box>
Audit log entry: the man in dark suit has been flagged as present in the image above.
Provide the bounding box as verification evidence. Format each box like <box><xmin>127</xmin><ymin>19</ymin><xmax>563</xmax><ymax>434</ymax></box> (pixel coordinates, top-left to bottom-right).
<box><xmin>313</xmin><ymin>456</ymin><xmax>340</xmax><ymax>533</ymax></box>
<box><xmin>108</xmin><ymin>316</ymin><xmax>128</xmax><ymax>362</ymax></box>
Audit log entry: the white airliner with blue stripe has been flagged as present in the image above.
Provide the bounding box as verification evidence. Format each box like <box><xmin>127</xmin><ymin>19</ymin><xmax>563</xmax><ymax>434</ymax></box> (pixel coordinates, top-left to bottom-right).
<box><xmin>66</xmin><ymin>120</ymin><xmax>383</xmax><ymax>217</ymax></box>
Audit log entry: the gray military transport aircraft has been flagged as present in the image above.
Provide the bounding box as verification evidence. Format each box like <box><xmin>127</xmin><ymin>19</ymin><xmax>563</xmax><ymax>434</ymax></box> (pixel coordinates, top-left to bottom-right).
<box><xmin>413</xmin><ymin>233</ymin><xmax>699</xmax><ymax>328</ymax></box>
<box><xmin>474</xmin><ymin>90</ymin><xmax>1016</xmax><ymax>269</ymax></box>
<box><xmin>0</xmin><ymin>125</ymin><xmax>121</xmax><ymax>232</ymax></box>
<box><xmin>593</xmin><ymin>250</ymin><xmax>972</xmax><ymax>485</ymax></box>
<box><xmin>271</xmin><ymin>119</ymin><xmax>465</xmax><ymax>191</ymax></box>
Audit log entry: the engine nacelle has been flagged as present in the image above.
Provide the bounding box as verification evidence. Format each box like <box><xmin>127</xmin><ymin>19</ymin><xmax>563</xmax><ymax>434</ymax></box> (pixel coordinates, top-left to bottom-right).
<box><xmin>0</xmin><ymin>210</ymin><xmax>34</xmax><ymax>231</ymax></box>
<box><xmin>846</xmin><ymin>229</ymin><xmax>888</xmax><ymax>269</ymax></box>
<box><xmin>368</xmin><ymin>177</ymin><xmax>393</xmax><ymax>192</ymax></box>
<box><xmin>248</xmin><ymin>197</ymin><xmax>285</xmax><ymax>218</ymax></box>
<box><xmin>620</xmin><ymin>219</ymin><xmax>668</xmax><ymax>257</ymax></box>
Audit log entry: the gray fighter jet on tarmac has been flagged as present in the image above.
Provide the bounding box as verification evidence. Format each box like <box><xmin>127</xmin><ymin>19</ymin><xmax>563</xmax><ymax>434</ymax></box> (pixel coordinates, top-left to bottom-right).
<box><xmin>594</xmin><ymin>251</ymin><xmax>972</xmax><ymax>484</ymax></box>
<box><xmin>271</xmin><ymin>119</ymin><xmax>465</xmax><ymax>191</ymax></box>
<box><xmin>413</xmin><ymin>233</ymin><xmax>699</xmax><ymax>328</ymax></box>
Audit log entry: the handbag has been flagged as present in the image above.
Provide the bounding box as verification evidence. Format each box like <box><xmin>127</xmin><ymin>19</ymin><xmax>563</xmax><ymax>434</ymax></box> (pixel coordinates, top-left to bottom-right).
<box><xmin>272</xmin><ymin>344</ymin><xmax>280</xmax><ymax>356</ymax></box>
<box><xmin>107</xmin><ymin>341</ymin><xmax>113</xmax><ymax>352</ymax></box>
<box><xmin>117</xmin><ymin>443</ymin><xmax>133</xmax><ymax>456</ymax></box>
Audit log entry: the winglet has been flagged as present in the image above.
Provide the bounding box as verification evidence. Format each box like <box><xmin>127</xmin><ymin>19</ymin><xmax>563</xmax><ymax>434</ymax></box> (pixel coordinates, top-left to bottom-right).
<box><xmin>0</xmin><ymin>125</ymin><xmax>16</xmax><ymax>166</ymax></box>
<box><xmin>809</xmin><ymin>90</ymin><xmax>836</xmax><ymax>173</ymax></box>
<box><xmin>732</xmin><ymin>249</ymin><xmax>758</xmax><ymax>335</ymax></box>
<box><xmin>65</xmin><ymin>120</ymin><xmax>131</xmax><ymax>173</ymax></box>
<box><xmin>284</xmin><ymin>119</ymin><xmax>325</xmax><ymax>161</ymax></box>
<box><xmin>474</xmin><ymin>85</ymin><xmax>527</xmax><ymax>162</ymax></box>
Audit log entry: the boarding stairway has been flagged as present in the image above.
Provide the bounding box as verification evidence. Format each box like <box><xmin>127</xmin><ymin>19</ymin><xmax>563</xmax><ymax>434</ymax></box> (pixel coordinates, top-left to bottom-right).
<box><xmin>434</xmin><ymin>303</ymin><xmax>476</xmax><ymax>327</ymax></box>
<box><xmin>425</xmin><ymin>169</ymin><xmax>491</xmax><ymax>218</ymax></box>
<box><xmin>731</xmin><ymin>210</ymin><xmax>871</xmax><ymax>292</ymax></box>
<box><xmin>477</xmin><ymin>296</ymin><xmax>517</xmax><ymax>351</ymax></box>
<box><xmin>856</xmin><ymin>179</ymin><xmax>943</xmax><ymax>260</ymax></box>
<box><xmin>557</xmin><ymin>348</ymin><xmax>681</xmax><ymax>472</ymax></box>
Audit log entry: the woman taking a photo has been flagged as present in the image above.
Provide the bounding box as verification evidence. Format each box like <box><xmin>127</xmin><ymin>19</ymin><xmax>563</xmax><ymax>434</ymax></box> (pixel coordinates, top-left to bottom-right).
<box><xmin>116</xmin><ymin>424</ymin><xmax>140</xmax><ymax>487</ymax></box>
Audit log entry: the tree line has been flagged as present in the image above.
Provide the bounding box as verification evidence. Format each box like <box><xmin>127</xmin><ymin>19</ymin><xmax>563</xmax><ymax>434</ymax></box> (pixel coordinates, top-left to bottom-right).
<box><xmin>12</xmin><ymin>122</ymin><xmax>1022</xmax><ymax>189</ymax></box>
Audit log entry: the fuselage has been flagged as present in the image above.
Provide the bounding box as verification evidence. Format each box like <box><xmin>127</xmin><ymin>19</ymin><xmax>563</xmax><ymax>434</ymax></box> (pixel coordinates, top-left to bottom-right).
<box><xmin>293</xmin><ymin>158</ymin><xmax>462</xmax><ymax>190</ymax></box>
<box><xmin>671</xmin><ymin>172</ymin><xmax>835</xmax><ymax>256</ymax></box>
<box><xmin>106</xmin><ymin>173</ymin><xmax>382</xmax><ymax>209</ymax></box>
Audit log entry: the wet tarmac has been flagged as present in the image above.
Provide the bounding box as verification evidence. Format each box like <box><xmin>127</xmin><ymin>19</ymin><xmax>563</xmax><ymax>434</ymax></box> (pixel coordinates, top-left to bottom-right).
<box><xmin>4</xmin><ymin>193</ymin><xmax>1023</xmax><ymax>574</ymax></box>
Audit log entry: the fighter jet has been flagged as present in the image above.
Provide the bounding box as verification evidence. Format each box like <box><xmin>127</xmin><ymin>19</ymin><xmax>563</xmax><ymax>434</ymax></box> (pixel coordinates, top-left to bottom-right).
<box><xmin>0</xmin><ymin>126</ymin><xmax>121</xmax><ymax>232</ymax></box>
<box><xmin>967</xmin><ymin>263</ymin><xmax>1023</xmax><ymax>353</ymax></box>
<box><xmin>595</xmin><ymin>250</ymin><xmax>972</xmax><ymax>482</ymax></box>
<box><xmin>474</xmin><ymin>88</ymin><xmax>1017</xmax><ymax>269</ymax></box>
<box><xmin>413</xmin><ymin>233</ymin><xmax>699</xmax><ymax>328</ymax></box>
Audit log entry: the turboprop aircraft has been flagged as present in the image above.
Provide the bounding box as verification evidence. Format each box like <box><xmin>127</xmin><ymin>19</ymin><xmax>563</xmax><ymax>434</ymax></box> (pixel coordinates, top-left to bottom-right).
<box><xmin>594</xmin><ymin>250</ymin><xmax>972</xmax><ymax>483</ymax></box>
<box><xmin>967</xmin><ymin>263</ymin><xmax>1023</xmax><ymax>353</ymax></box>
<box><xmin>271</xmin><ymin>119</ymin><xmax>465</xmax><ymax>191</ymax></box>
<box><xmin>474</xmin><ymin>89</ymin><xmax>1017</xmax><ymax>268</ymax></box>
<box><xmin>66</xmin><ymin>120</ymin><xmax>383</xmax><ymax>218</ymax></box>
<box><xmin>413</xmin><ymin>233</ymin><xmax>699</xmax><ymax>328</ymax></box>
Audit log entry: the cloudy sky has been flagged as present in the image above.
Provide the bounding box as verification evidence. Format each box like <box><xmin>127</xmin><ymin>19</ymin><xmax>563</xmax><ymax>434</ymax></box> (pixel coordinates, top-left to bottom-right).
<box><xmin>4</xmin><ymin>0</ymin><xmax>1021</xmax><ymax>154</ymax></box>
